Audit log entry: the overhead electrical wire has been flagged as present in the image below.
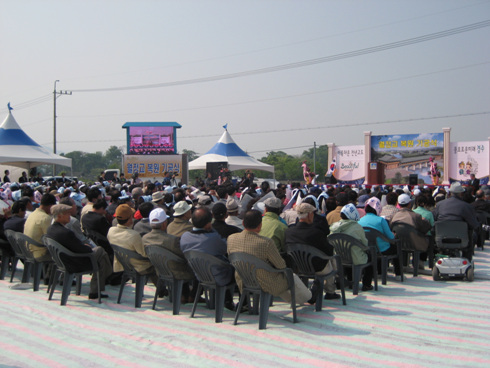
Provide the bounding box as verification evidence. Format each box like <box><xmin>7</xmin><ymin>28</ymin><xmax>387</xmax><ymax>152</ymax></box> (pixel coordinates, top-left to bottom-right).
<box><xmin>60</xmin><ymin>61</ymin><xmax>490</xmax><ymax>119</ymax></box>
<box><xmin>69</xmin><ymin>20</ymin><xmax>490</xmax><ymax>93</ymax></box>
<box><xmin>0</xmin><ymin>94</ymin><xmax>52</xmax><ymax>114</ymax></box>
<box><xmin>4</xmin><ymin>59</ymin><xmax>487</xmax><ymax>119</ymax></box>
<box><xmin>3</xmin><ymin>20</ymin><xmax>488</xmax><ymax>115</ymax></box>
<box><xmin>60</xmin><ymin>1</ymin><xmax>486</xmax><ymax>80</ymax></box>
<box><xmin>43</xmin><ymin>111</ymin><xmax>490</xmax><ymax>146</ymax></box>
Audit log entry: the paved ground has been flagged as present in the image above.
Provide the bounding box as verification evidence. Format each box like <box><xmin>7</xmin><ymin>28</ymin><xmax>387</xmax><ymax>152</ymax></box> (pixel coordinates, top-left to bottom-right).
<box><xmin>1</xmin><ymin>241</ymin><xmax>490</xmax><ymax>368</ymax></box>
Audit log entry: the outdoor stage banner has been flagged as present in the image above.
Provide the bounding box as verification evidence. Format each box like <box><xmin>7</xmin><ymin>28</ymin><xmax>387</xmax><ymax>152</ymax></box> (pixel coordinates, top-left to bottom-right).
<box><xmin>332</xmin><ymin>145</ymin><xmax>365</xmax><ymax>184</ymax></box>
<box><xmin>449</xmin><ymin>141</ymin><xmax>488</xmax><ymax>184</ymax></box>
<box><xmin>124</xmin><ymin>154</ymin><xmax>187</xmax><ymax>182</ymax></box>
<box><xmin>371</xmin><ymin>133</ymin><xmax>444</xmax><ymax>185</ymax></box>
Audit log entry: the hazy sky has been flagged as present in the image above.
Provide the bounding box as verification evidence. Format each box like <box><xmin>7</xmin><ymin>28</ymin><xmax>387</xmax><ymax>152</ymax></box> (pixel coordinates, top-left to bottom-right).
<box><xmin>1</xmin><ymin>0</ymin><xmax>489</xmax><ymax>162</ymax></box>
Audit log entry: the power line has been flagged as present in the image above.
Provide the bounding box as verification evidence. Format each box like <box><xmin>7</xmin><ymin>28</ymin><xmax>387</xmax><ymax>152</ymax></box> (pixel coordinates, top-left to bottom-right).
<box><xmin>60</xmin><ymin>61</ymin><xmax>490</xmax><ymax>119</ymax></box>
<box><xmin>0</xmin><ymin>94</ymin><xmax>52</xmax><ymax>114</ymax></box>
<box><xmin>59</xmin><ymin>1</ymin><xmax>485</xmax><ymax>81</ymax></box>
<box><xmin>4</xmin><ymin>59</ymin><xmax>486</xmax><ymax>119</ymax></box>
<box><xmin>247</xmin><ymin>145</ymin><xmax>313</xmax><ymax>155</ymax></box>
<box><xmin>44</xmin><ymin>111</ymin><xmax>490</xmax><ymax>146</ymax></box>
<box><xmin>4</xmin><ymin>21</ymin><xmax>488</xmax><ymax>116</ymax></box>
<box><xmin>4</xmin><ymin>59</ymin><xmax>488</xmax><ymax>119</ymax></box>
<box><xmin>22</xmin><ymin>118</ymin><xmax>51</xmax><ymax>127</ymax></box>
<box><xmin>69</xmin><ymin>20</ymin><xmax>490</xmax><ymax>93</ymax></box>
<box><xmin>181</xmin><ymin>111</ymin><xmax>490</xmax><ymax>139</ymax></box>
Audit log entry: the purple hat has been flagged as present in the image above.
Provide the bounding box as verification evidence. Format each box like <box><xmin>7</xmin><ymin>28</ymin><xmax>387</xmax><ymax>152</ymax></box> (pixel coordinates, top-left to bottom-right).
<box><xmin>365</xmin><ymin>197</ymin><xmax>381</xmax><ymax>216</ymax></box>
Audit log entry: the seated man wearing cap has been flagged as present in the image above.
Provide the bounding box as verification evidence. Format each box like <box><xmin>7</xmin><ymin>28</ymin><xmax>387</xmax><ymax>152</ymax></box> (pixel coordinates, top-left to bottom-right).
<box><xmin>180</xmin><ymin>207</ymin><xmax>233</xmax><ymax>285</ymax></box>
<box><xmin>433</xmin><ymin>182</ymin><xmax>479</xmax><ymax>260</ymax></box>
<box><xmin>46</xmin><ymin>204</ymin><xmax>113</xmax><ymax>299</ymax></box>
<box><xmin>228</xmin><ymin>210</ymin><xmax>312</xmax><ymax>305</ymax></box>
<box><xmin>180</xmin><ymin>207</ymin><xmax>235</xmax><ymax>310</ymax></box>
<box><xmin>259</xmin><ymin>197</ymin><xmax>288</xmax><ymax>253</ymax></box>
<box><xmin>151</xmin><ymin>191</ymin><xmax>168</xmax><ymax>212</ymax></box>
<box><xmin>58</xmin><ymin>197</ymin><xmax>98</xmax><ymax>250</ymax></box>
<box><xmin>196</xmin><ymin>194</ymin><xmax>214</xmax><ymax>210</ymax></box>
<box><xmin>225</xmin><ymin>198</ymin><xmax>243</xmax><ymax>230</ymax></box>
<box><xmin>285</xmin><ymin>203</ymin><xmax>339</xmax><ymax>301</ymax></box>
<box><xmin>167</xmin><ymin>201</ymin><xmax>193</xmax><ymax>238</ymax></box>
<box><xmin>391</xmin><ymin>193</ymin><xmax>432</xmax><ymax>264</ymax></box>
<box><xmin>107</xmin><ymin>204</ymin><xmax>158</xmax><ymax>285</ymax></box>
<box><xmin>434</xmin><ymin>182</ymin><xmax>479</xmax><ymax>227</ymax></box>
<box><xmin>143</xmin><ymin>208</ymin><xmax>197</xmax><ymax>303</ymax></box>
<box><xmin>301</xmin><ymin>197</ymin><xmax>330</xmax><ymax>236</ymax></box>
<box><xmin>211</xmin><ymin>203</ymin><xmax>242</xmax><ymax>240</ymax></box>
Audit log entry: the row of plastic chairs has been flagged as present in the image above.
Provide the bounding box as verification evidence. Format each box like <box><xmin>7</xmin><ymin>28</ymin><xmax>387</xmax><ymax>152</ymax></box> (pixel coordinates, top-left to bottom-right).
<box><xmin>0</xmin><ymin>230</ymin><xmax>382</xmax><ymax>329</ymax></box>
<box><xmin>1</xmin><ymin>230</ymin><xmax>102</xmax><ymax>305</ymax></box>
<box><xmin>361</xmin><ymin>221</ymin><xmax>475</xmax><ymax>282</ymax></box>
<box><xmin>4</xmin><ymin>230</ymin><xmax>54</xmax><ymax>291</ymax></box>
<box><xmin>327</xmin><ymin>228</ymin><xmax>405</xmax><ymax>294</ymax></box>
<box><xmin>0</xmin><ymin>229</ymin><xmax>367</xmax><ymax>328</ymax></box>
<box><xmin>112</xmin><ymin>237</ymin><xmax>418</xmax><ymax>327</ymax></box>
<box><xmin>114</xmin><ymin>220</ymin><xmax>474</xmax><ymax>322</ymax></box>
<box><xmin>85</xmin><ymin>230</ymin><xmax>349</xmax><ymax>316</ymax></box>
<box><xmin>113</xmin><ymin>243</ymin><xmax>300</xmax><ymax>329</ymax></box>
<box><xmin>326</xmin><ymin>223</ymin><xmax>438</xmax><ymax>295</ymax></box>
<box><xmin>43</xmin><ymin>237</ymin><xmax>102</xmax><ymax>305</ymax></box>
<box><xmin>0</xmin><ymin>227</ymin><xmax>404</xmax><ymax>300</ymax></box>
<box><xmin>363</xmin><ymin>227</ymin><xmax>404</xmax><ymax>284</ymax></box>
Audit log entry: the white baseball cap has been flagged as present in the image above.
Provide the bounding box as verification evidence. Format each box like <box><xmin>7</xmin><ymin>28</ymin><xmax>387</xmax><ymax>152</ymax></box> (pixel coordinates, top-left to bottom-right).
<box><xmin>149</xmin><ymin>207</ymin><xmax>168</xmax><ymax>224</ymax></box>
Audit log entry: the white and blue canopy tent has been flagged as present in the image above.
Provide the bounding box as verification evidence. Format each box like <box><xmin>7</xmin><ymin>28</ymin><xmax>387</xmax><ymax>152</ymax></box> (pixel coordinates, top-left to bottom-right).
<box><xmin>188</xmin><ymin>128</ymin><xmax>274</xmax><ymax>174</ymax></box>
<box><xmin>0</xmin><ymin>108</ymin><xmax>72</xmax><ymax>170</ymax></box>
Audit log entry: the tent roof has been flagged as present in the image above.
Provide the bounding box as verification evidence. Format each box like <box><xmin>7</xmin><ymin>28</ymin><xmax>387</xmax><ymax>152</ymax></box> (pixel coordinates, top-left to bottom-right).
<box><xmin>188</xmin><ymin>130</ymin><xmax>274</xmax><ymax>173</ymax></box>
<box><xmin>0</xmin><ymin>110</ymin><xmax>72</xmax><ymax>169</ymax></box>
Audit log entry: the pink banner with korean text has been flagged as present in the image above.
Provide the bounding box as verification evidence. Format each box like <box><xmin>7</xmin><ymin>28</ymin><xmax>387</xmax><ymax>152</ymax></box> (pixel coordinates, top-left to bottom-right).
<box><xmin>332</xmin><ymin>145</ymin><xmax>365</xmax><ymax>184</ymax></box>
<box><xmin>449</xmin><ymin>141</ymin><xmax>488</xmax><ymax>185</ymax></box>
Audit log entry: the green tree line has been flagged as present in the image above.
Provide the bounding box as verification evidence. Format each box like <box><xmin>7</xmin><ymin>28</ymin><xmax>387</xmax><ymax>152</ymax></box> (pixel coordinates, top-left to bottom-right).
<box><xmin>55</xmin><ymin>145</ymin><xmax>328</xmax><ymax>183</ymax></box>
<box><xmin>59</xmin><ymin>146</ymin><xmax>123</xmax><ymax>181</ymax></box>
<box><xmin>256</xmin><ymin>145</ymin><xmax>329</xmax><ymax>182</ymax></box>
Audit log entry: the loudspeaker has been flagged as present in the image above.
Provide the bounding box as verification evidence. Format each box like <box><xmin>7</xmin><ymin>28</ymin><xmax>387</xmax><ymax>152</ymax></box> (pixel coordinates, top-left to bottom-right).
<box><xmin>325</xmin><ymin>174</ymin><xmax>337</xmax><ymax>184</ymax></box>
<box><xmin>409</xmin><ymin>174</ymin><xmax>418</xmax><ymax>185</ymax></box>
<box><xmin>206</xmin><ymin>162</ymin><xmax>227</xmax><ymax>180</ymax></box>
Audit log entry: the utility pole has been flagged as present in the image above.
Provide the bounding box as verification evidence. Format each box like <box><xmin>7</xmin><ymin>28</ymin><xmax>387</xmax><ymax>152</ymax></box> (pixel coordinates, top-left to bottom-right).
<box><xmin>53</xmin><ymin>80</ymin><xmax>72</xmax><ymax>175</ymax></box>
<box><xmin>313</xmin><ymin>141</ymin><xmax>317</xmax><ymax>175</ymax></box>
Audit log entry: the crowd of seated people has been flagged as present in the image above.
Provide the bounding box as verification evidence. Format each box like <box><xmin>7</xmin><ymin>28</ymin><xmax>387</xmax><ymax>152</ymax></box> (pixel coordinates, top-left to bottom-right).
<box><xmin>129</xmin><ymin>145</ymin><xmax>175</xmax><ymax>155</ymax></box>
<box><xmin>0</xmin><ymin>170</ymin><xmax>488</xmax><ymax>312</ymax></box>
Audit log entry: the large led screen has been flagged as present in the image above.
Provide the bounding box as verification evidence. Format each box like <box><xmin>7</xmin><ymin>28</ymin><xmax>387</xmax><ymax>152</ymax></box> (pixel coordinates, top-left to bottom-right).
<box><xmin>128</xmin><ymin>126</ymin><xmax>175</xmax><ymax>155</ymax></box>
